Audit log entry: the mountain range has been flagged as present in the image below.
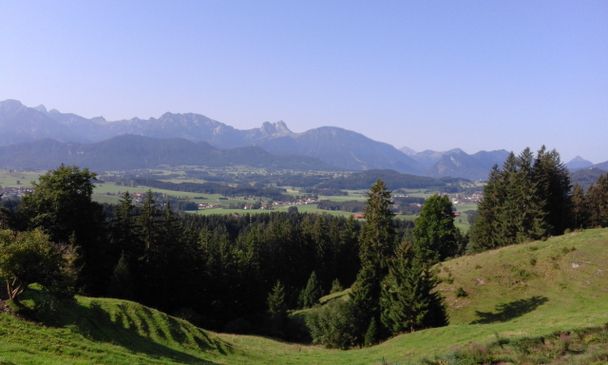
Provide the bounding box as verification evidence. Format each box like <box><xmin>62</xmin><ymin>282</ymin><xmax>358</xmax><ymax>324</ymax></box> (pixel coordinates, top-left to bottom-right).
<box><xmin>0</xmin><ymin>135</ymin><xmax>330</xmax><ymax>171</ymax></box>
<box><xmin>0</xmin><ymin>99</ymin><xmax>605</xmax><ymax>179</ymax></box>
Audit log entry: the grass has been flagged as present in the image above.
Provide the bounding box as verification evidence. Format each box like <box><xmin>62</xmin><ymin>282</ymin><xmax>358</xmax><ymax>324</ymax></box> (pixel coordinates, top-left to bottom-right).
<box><xmin>425</xmin><ymin>325</ymin><xmax>608</xmax><ymax>364</ymax></box>
<box><xmin>2</xmin><ymin>229</ymin><xmax>608</xmax><ymax>364</ymax></box>
<box><xmin>0</xmin><ymin>170</ymin><xmax>41</xmax><ymax>187</ymax></box>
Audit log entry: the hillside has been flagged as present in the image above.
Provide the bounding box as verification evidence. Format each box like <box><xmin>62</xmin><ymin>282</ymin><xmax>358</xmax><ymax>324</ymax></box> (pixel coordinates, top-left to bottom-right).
<box><xmin>2</xmin><ymin>229</ymin><xmax>608</xmax><ymax>364</ymax></box>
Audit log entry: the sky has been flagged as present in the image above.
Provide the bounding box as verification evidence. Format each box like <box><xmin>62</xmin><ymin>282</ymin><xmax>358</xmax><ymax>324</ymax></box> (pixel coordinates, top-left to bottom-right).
<box><xmin>0</xmin><ymin>0</ymin><xmax>606</xmax><ymax>162</ymax></box>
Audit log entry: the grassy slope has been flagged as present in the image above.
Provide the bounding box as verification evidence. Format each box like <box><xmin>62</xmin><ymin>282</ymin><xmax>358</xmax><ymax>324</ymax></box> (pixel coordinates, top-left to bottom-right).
<box><xmin>2</xmin><ymin>229</ymin><xmax>608</xmax><ymax>364</ymax></box>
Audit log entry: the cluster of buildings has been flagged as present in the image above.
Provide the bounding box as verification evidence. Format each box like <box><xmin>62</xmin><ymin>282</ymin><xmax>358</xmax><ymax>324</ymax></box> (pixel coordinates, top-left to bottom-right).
<box><xmin>449</xmin><ymin>191</ymin><xmax>484</xmax><ymax>205</ymax></box>
<box><xmin>0</xmin><ymin>186</ymin><xmax>34</xmax><ymax>199</ymax></box>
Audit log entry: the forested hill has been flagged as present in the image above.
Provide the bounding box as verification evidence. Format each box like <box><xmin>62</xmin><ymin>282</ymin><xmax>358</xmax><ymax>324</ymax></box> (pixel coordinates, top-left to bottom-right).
<box><xmin>315</xmin><ymin>169</ymin><xmax>466</xmax><ymax>190</ymax></box>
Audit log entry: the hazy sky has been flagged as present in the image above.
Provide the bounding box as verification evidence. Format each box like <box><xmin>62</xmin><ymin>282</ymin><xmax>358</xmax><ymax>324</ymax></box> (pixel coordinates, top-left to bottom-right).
<box><xmin>1</xmin><ymin>0</ymin><xmax>606</xmax><ymax>161</ymax></box>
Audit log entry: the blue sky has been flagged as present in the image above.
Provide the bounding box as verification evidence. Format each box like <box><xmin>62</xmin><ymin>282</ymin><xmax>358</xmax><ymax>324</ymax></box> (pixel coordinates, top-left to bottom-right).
<box><xmin>1</xmin><ymin>0</ymin><xmax>606</xmax><ymax>161</ymax></box>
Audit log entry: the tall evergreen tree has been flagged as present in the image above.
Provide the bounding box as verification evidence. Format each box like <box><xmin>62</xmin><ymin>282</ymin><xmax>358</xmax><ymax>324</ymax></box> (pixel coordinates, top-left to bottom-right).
<box><xmin>108</xmin><ymin>252</ymin><xmax>134</xmax><ymax>299</ymax></box>
<box><xmin>348</xmin><ymin>179</ymin><xmax>395</xmax><ymax>345</ymax></box>
<box><xmin>380</xmin><ymin>241</ymin><xmax>446</xmax><ymax>334</ymax></box>
<box><xmin>533</xmin><ymin>146</ymin><xmax>571</xmax><ymax>235</ymax></box>
<box><xmin>267</xmin><ymin>280</ymin><xmax>287</xmax><ymax>319</ymax></box>
<box><xmin>587</xmin><ymin>174</ymin><xmax>608</xmax><ymax>227</ymax></box>
<box><xmin>570</xmin><ymin>184</ymin><xmax>589</xmax><ymax>229</ymax></box>
<box><xmin>469</xmin><ymin>166</ymin><xmax>503</xmax><ymax>251</ymax></box>
<box><xmin>359</xmin><ymin>179</ymin><xmax>395</xmax><ymax>269</ymax></box>
<box><xmin>110</xmin><ymin>192</ymin><xmax>141</xmax><ymax>264</ymax></box>
<box><xmin>514</xmin><ymin>148</ymin><xmax>548</xmax><ymax>241</ymax></box>
<box><xmin>299</xmin><ymin>271</ymin><xmax>322</xmax><ymax>308</ymax></box>
<box><xmin>138</xmin><ymin>190</ymin><xmax>158</xmax><ymax>252</ymax></box>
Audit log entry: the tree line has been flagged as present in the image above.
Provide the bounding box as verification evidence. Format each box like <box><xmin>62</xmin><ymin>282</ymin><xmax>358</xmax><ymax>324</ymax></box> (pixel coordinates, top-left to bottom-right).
<box><xmin>470</xmin><ymin>146</ymin><xmax>608</xmax><ymax>251</ymax></box>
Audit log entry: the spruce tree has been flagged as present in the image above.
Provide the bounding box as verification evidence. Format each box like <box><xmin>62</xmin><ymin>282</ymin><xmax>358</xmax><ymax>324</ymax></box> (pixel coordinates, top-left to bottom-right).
<box><xmin>587</xmin><ymin>174</ymin><xmax>608</xmax><ymax>227</ymax></box>
<box><xmin>533</xmin><ymin>146</ymin><xmax>571</xmax><ymax>235</ymax></box>
<box><xmin>299</xmin><ymin>271</ymin><xmax>322</xmax><ymax>308</ymax></box>
<box><xmin>470</xmin><ymin>166</ymin><xmax>503</xmax><ymax>251</ymax></box>
<box><xmin>570</xmin><ymin>184</ymin><xmax>589</xmax><ymax>229</ymax></box>
<box><xmin>348</xmin><ymin>179</ymin><xmax>395</xmax><ymax>345</ymax></box>
<box><xmin>330</xmin><ymin>278</ymin><xmax>343</xmax><ymax>294</ymax></box>
<box><xmin>139</xmin><ymin>190</ymin><xmax>158</xmax><ymax>252</ymax></box>
<box><xmin>267</xmin><ymin>280</ymin><xmax>287</xmax><ymax>320</ymax></box>
<box><xmin>363</xmin><ymin>317</ymin><xmax>379</xmax><ymax>346</ymax></box>
<box><xmin>348</xmin><ymin>261</ymin><xmax>382</xmax><ymax>343</ymax></box>
<box><xmin>515</xmin><ymin>148</ymin><xmax>548</xmax><ymax>241</ymax></box>
<box><xmin>380</xmin><ymin>241</ymin><xmax>446</xmax><ymax>334</ymax></box>
<box><xmin>359</xmin><ymin>179</ymin><xmax>395</xmax><ymax>269</ymax></box>
<box><xmin>111</xmin><ymin>192</ymin><xmax>141</xmax><ymax>264</ymax></box>
<box><xmin>108</xmin><ymin>252</ymin><xmax>134</xmax><ymax>299</ymax></box>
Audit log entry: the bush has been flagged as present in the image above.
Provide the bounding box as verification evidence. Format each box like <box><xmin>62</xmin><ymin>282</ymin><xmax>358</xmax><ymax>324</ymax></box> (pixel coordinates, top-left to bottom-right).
<box><xmin>0</xmin><ymin>229</ymin><xmax>78</xmax><ymax>301</ymax></box>
<box><xmin>456</xmin><ymin>287</ymin><xmax>468</xmax><ymax>298</ymax></box>
<box><xmin>305</xmin><ymin>300</ymin><xmax>357</xmax><ymax>349</ymax></box>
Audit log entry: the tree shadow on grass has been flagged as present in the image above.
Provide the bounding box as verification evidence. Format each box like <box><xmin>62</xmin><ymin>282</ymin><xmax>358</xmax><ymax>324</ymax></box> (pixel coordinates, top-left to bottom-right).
<box><xmin>19</xmin><ymin>289</ymin><xmax>230</xmax><ymax>365</ymax></box>
<box><xmin>471</xmin><ymin>296</ymin><xmax>548</xmax><ymax>324</ymax></box>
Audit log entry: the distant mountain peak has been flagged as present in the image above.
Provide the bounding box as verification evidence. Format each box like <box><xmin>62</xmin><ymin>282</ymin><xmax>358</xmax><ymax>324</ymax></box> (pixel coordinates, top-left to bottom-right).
<box><xmin>33</xmin><ymin>104</ymin><xmax>47</xmax><ymax>113</ymax></box>
<box><xmin>566</xmin><ymin>156</ymin><xmax>593</xmax><ymax>171</ymax></box>
<box><xmin>0</xmin><ymin>99</ymin><xmax>25</xmax><ymax>113</ymax></box>
<box><xmin>400</xmin><ymin>146</ymin><xmax>417</xmax><ymax>156</ymax></box>
<box><xmin>446</xmin><ymin>148</ymin><xmax>466</xmax><ymax>155</ymax></box>
<box><xmin>571</xmin><ymin>155</ymin><xmax>590</xmax><ymax>162</ymax></box>
<box><xmin>261</xmin><ymin>121</ymin><xmax>292</xmax><ymax>136</ymax></box>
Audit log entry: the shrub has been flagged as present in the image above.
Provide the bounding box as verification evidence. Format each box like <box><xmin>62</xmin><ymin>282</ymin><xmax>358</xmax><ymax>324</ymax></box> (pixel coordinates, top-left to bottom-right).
<box><xmin>0</xmin><ymin>229</ymin><xmax>78</xmax><ymax>301</ymax></box>
<box><xmin>456</xmin><ymin>287</ymin><xmax>468</xmax><ymax>298</ymax></box>
<box><xmin>305</xmin><ymin>300</ymin><xmax>357</xmax><ymax>349</ymax></box>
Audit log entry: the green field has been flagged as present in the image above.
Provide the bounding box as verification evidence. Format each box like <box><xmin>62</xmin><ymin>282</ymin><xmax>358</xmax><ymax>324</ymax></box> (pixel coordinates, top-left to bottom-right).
<box><xmin>0</xmin><ymin>170</ymin><xmax>478</xmax><ymax>228</ymax></box>
<box><xmin>0</xmin><ymin>170</ymin><xmax>41</xmax><ymax>187</ymax></box>
<box><xmin>2</xmin><ymin>228</ymin><xmax>607</xmax><ymax>364</ymax></box>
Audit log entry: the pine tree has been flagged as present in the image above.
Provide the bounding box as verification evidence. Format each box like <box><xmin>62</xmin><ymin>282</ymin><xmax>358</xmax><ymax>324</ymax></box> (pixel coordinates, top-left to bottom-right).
<box><xmin>359</xmin><ymin>179</ymin><xmax>395</xmax><ymax>269</ymax></box>
<box><xmin>139</xmin><ymin>190</ymin><xmax>158</xmax><ymax>252</ymax></box>
<box><xmin>348</xmin><ymin>179</ymin><xmax>395</xmax><ymax>345</ymax></box>
<box><xmin>267</xmin><ymin>280</ymin><xmax>287</xmax><ymax>320</ymax></box>
<box><xmin>299</xmin><ymin>271</ymin><xmax>322</xmax><ymax>308</ymax></box>
<box><xmin>363</xmin><ymin>317</ymin><xmax>379</xmax><ymax>346</ymax></box>
<box><xmin>570</xmin><ymin>184</ymin><xmax>589</xmax><ymax>229</ymax></box>
<box><xmin>515</xmin><ymin>148</ymin><xmax>548</xmax><ymax>241</ymax></box>
<box><xmin>111</xmin><ymin>192</ymin><xmax>141</xmax><ymax>263</ymax></box>
<box><xmin>108</xmin><ymin>252</ymin><xmax>134</xmax><ymax>299</ymax></box>
<box><xmin>533</xmin><ymin>146</ymin><xmax>571</xmax><ymax>235</ymax></box>
<box><xmin>380</xmin><ymin>241</ymin><xmax>446</xmax><ymax>334</ymax></box>
<box><xmin>349</xmin><ymin>262</ymin><xmax>382</xmax><ymax>344</ymax></box>
<box><xmin>587</xmin><ymin>174</ymin><xmax>608</xmax><ymax>227</ymax></box>
<box><xmin>330</xmin><ymin>278</ymin><xmax>343</xmax><ymax>294</ymax></box>
<box><xmin>470</xmin><ymin>166</ymin><xmax>503</xmax><ymax>251</ymax></box>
